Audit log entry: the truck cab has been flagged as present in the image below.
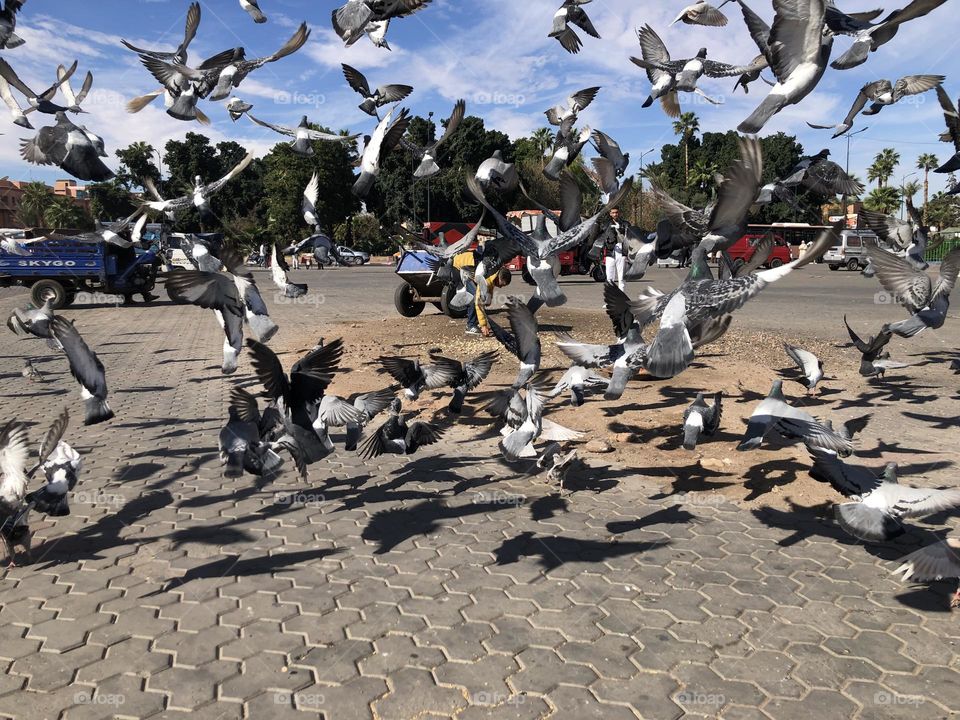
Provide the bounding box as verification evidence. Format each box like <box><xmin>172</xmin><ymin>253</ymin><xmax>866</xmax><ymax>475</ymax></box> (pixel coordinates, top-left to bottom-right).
<box><xmin>0</xmin><ymin>229</ymin><xmax>161</xmax><ymax>308</ymax></box>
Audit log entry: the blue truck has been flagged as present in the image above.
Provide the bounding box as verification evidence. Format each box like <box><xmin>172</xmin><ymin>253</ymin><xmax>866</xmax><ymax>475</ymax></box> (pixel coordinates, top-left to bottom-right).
<box><xmin>0</xmin><ymin>231</ymin><xmax>161</xmax><ymax>309</ymax></box>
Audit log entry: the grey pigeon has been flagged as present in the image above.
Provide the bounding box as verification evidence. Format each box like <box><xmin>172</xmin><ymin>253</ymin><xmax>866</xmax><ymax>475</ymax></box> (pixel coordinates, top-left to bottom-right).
<box><xmin>342</xmin><ymin>63</ymin><xmax>412</xmax><ymax>117</ymax></box>
<box><xmin>548</xmin><ymin>365</ymin><xmax>609</xmax><ymax>407</ymax></box>
<box><xmin>50</xmin><ymin>316</ymin><xmax>113</xmax><ymax>425</ymax></box>
<box><xmin>248</xmin><ymin>114</ymin><xmax>358</xmax><ymax>157</ymax></box>
<box><xmin>672</xmin><ymin>1</ymin><xmax>729</xmax><ymax>26</ymax></box>
<box><xmin>783</xmin><ymin>343</ymin><xmax>825</xmax><ymax>392</ymax></box>
<box><xmin>831</xmin><ymin>0</ymin><xmax>949</xmax><ymax>70</ymax></box>
<box><xmin>20</xmin><ymin>112</ymin><xmax>113</xmax><ymax>182</ymax></box>
<box><xmin>894</xmin><ymin>538</ymin><xmax>960</xmax><ymax>607</ymax></box>
<box><xmin>0</xmin><ymin>0</ymin><xmax>26</xmax><ymax>50</ymax></box>
<box><xmin>808</xmin><ymin>75</ymin><xmax>943</xmax><ymax>137</ymax></box>
<box><xmin>550</xmin><ymin>0</ymin><xmax>600</xmax><ymax>54</ymax></box>
<box><xmin>427</xmin><ymin>350</ymin><xmax>499</xmax><ymax>414</ymax></box>
<box><xmin>682</xmin><ymin>391</ymin><xmax>722</xmax><ymax>450</ymax></box>
<box><xmin>400</xmin><ymin>99</ymin><xmax>465</xmax><ymax>178</ymax></box>
<box><xmin>358</xmin><ymin>397</ymin><xmax>444</xmax><ymax>458</ymax></box>
<box><xmin>240</xmin><ymin>0</ymin><xmax>267</xmax><ymax>23</ymax></box>
<box><xmin>377</xmin><ymin>354</ymin><xmax>461</xmax><ymax>401</ymax></box>
<box><xmin>353</xmin><ymin>106</ymin><xmax>412</xmax><ymax>198</ymax></box>
<box><xmin>332</xmin><ymin>0</ymin><xmax>432</xmax><ymax>47</ymax></box>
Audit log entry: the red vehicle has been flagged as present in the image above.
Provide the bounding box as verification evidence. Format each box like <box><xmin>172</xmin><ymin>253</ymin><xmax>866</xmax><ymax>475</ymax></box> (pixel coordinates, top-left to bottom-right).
<box><xmin>726</xmin><ymin>233</ymin><xmax>794</xmax><ymax>269</ymax></box>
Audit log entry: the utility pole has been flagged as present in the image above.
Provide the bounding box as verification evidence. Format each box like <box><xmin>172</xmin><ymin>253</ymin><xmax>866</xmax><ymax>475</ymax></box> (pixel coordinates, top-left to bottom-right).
<box><xmin>843</xmin><ymin>127</ymin><xmax>868</xmax><ymax>228</ymax></box>
<box><xmin>636</xmin><ymin>147</ymin><xmax>654</xmax><ymax>229</ymax></box>
<box><xmin>900</xmin><ymin>171</ymin><xmax>917</xmax><ymax>221</ymax></box>
<box><xmin>426</xmin><ymin>111</ymin><xmax>434</xmax><ymax>227</ymax></box>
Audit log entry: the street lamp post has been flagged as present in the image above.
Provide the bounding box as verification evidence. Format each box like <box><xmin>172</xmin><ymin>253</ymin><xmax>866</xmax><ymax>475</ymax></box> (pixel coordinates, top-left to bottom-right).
<box><xmin>426</xmin><ymin>111</ymin><xmax>434</xmax><ymax>227</ymax></box>
<box><xmin>842</xmin><ymin>127</ymin><xmax>868</xmax><ymax>228</ymax></box>
<box><xmin>636</xmin><ymin>147</ymin><xmax>654</xmax><ymax>229</ymax></box>
<box><xmin>900</xmin><ymin>171</ymin><xmax>918</xmax><ymax>220</ymax></box>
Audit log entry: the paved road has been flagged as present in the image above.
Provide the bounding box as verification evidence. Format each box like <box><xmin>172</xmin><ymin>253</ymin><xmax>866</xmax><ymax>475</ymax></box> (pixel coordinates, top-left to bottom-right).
<box><xmin>0</xmin><ymin>275</ymin><xmax>958</xmax><ymax>719</ymax></box>
<box><xmin>237</xmin><ymin>263</ymin><xmax>959</xmax><ymax>342</ymax></box>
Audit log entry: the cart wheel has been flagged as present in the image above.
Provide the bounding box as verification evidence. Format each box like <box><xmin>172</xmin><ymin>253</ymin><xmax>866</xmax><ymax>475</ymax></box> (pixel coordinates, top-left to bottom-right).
<box><xmin>394</xmin><ymin>283</ymin><xmax>425</xmax><ymax>317</ymax></box>
<box><xmin>592</xmin><ymin>265</ymin><xmax>606</xmax><ymax>283</ymax></box>
<box><xmin>441</xmin><ymin>284</ymin><xmax>468</xmax><ymax>319</ymax></box>
<box><xmin>30</xmin><ymin>279</ymin><xmax>68</xmax><ymax>309</ymax></box>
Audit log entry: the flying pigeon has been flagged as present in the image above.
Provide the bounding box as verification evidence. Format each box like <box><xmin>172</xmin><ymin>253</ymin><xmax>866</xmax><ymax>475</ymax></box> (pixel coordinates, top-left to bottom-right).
<box><xmin>831</xmin><ymin>0</ymin><xmax>949</xmax><ymax>70</ymax></box>
<box><xmin>7</xmin><ymin>298</ymin><xmax>55</xmax><ymax>343</ymax></box>
<box><xmin>738</xmin><ymin>0</ymin><xmax>833</xmax><ymax>133</ymax></box>
<box><xmin>427</xmin><ymin>349</ymin><xmax>499</xmax><ymax>414</ymax></box>
<box><xmin>377</xmin><ymin>354</ymin><xmax>462</xmax><ymax>401</ymax></box>
<box><xmin>808</xmin><ymin>75</ymin><xmax>943</xmax><ymax>137</ymax></box>
<box><xmin>353</xmin><ymin>106</ymin><xmax>412</xmax><ymax>198</ymax></box>
<box><xmin>357</xmin><ymin>397</ymin><xmax>444</xmax><ymax>459</ymax></box>
<box><xmin>935</xmin><ymin>86</ymin><xmax>960</xmax><ymax>175</ymax></box>
<box><xmin>270</xmin><ymin>243</ymin><xmax>307</xmax><ymax>299</ymax></box>
<box><xmin>866</xmin><ymin>243</ymin><xmax>959</xmax><ymax>316</ymax></box>
<box><xmin>248</xmin><ymin>114</ymin><xmax>358</xmax><ymax>158</ymax></box>
<box><xmin>240</xmin><ymin>0</ymin><xmax>267</xmax><ymax>23</ymax></box>
<box><xmin>50</xmin><ymin>316</ymin><xmax>113</xmax><ymax>425</ymax></box>
<box><xmin>543</xmin><ymin>126</ymin><xmax>592</xmax><ymax>182</ymax></box>
<box><xmin>548</xmin><ymin>365</ymin><xmax>609</xmax><ymax>407</ymax></box>
<box><xmin>545</xmin><ymin>86</ymin><xmax>600</xmax><ymax>133</ymax></box>
<box><xmin>0</xmin><ymin>59</ymin><xmax>91</xmax><ymax>116</ymax></box>
<box><xmin>843</xmin><ymin>316</ymin><xmax>907</xmax><ymax>378</ymax></box>
<box><xmin>20</xmin><ymin>112</ymin><xmax>114</xmax><ymax>182</ymax></box>
<box><xmin>783</xmin><ymin>343</ymin><xmax>825</xmax><ymax>392</ymax></box>
<box><xmin>220</xmin><ymin>388</ymin><xmax>286</xmax><ymax>478</ymax></box>
<box><xmin>682</xmin><ymin>391</ymin><xmax>722</xmax><ymax>451</ymax></box>
<box><xmin>121</xmin><ymin>2</ymin><xmax>202</xmax><ymax>66</ymax></box>
<box><xmin>672</xmin><ymin>1</ymin><xmax>729</xmax><ymax>26</ymax></box>
<box><xmin>25</xmin><ymin>408</ymin><xmax>81</xmax><ymax>518</ymax></box>
<box><xmin>332</xmin><ymin>0</ymin><xmax>432</xmax><ymax>47</ymax></box>
<box><xmin>737</xmin><ymin>380</ymin><xmax>853</xmax><ymax>455</ymax></box>
<box><xmin>485</xmin><ymin>299</ymin><xmax>543</xmax><ymax>419</ymax></box>
<box><xmin>342</xmin><ymin>63</ymin><xmax>413</xmax><ymax>117</ymax></box>
<box><xmin>342</xmin><ymin>387</ymin><xmax>398</xmax><ymax>451</ymax></box>
<box><xmin>144</xmin><ymin>152</ymin><xmax>254</xmax><ymax>225</ymax></box>
<box><xmin>302</xmin><ymin>172</ymin><xmax>320</xmax><ymax>227</ymax></box>
<box><xmin>894</xmin><ymin>538</ymin><xmax>960</xmax><ymax>608</ymax></box>
<box><xmin>0</xmin><ymin>420</ymin><xmax>30</xmax><ymax>565</ymax></box>
<box><xmin>808</xmin><ymin>447</ymin><xmax>960</xmax><ymax>542</ymax></box>
<box><xmin>591</xmin><ymin>130</ymin><xmax>629</xmax><ymax>177</ymax></box>
<box><xmin>0</xmin><ymin>0</ymin><xmax>26</xmax><ymax>50</ymax></box>
<box><xmin>475</xmin><ymin>151</ymin><xmax>518</xmax><ymax>193</ymax></box>
<box><xmin>400</xmin><ymin>99</ymin><xmax>466</xmax><ymax>178</ymax></box>
<box><xmin>550</xmin><ymin>0</ymin><xmax>600</xmax><ymax>54</ymax></box>
<box><xmin>226</xmin><ymin>97</ymin><xmax>253</xmax><ymax>121</ymax></box>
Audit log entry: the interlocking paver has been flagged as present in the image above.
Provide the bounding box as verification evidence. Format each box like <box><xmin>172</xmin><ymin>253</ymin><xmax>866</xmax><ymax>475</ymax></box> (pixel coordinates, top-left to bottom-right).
<box><xmin>0</xmin><ymin>284</ymin><xmax>958</xmax><ymax>720</ymax></box>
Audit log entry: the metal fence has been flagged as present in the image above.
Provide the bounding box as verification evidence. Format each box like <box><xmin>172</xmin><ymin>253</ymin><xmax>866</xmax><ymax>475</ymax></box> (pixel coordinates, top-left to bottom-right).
<box><xmin>927</xmin><ymin>235</ymin><xmax>959</xmax><ymax>262</ymax></box>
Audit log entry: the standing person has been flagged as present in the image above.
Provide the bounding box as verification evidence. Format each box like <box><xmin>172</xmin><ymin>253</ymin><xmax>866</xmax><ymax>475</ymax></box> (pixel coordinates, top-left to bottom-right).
<box><xmin>603</xmin><ymin>207</ymin><xmax>630</xmax><ymax>291</ymax></box>
<box><xmin>453</xmin><ymin>248</ymin><xmax>481</xmax><ymax>335</ymax></box>
<box><xmin>258</xmin><ymin>243</ymin><xmax>267</xmax><ymax>268</ymax></box>
<box><xmin>290</xmin><ymin>251</ymin><xmax>300</xmax><ymax>270</ymax></box>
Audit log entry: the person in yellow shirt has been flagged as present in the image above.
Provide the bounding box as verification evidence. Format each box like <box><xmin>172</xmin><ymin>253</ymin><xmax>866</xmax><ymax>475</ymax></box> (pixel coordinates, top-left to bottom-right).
<box><xmin>454</xmin><ymin>249</ymin><xmax>510</xmax><ymax>336</ymax></box>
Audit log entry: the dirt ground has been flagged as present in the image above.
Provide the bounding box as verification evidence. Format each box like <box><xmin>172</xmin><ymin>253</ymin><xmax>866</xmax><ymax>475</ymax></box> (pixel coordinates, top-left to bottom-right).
<box><xmin>268</xmin><ymin>302</ymin><xmax>960</xmax><ymax>514</ymax></box>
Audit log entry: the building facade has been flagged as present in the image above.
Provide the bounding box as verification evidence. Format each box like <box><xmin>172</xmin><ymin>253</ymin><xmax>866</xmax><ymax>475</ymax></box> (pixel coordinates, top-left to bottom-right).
<box><xmin>0</xmin><ymin>178</ymin><xmax>92</xmax><ymax>228</ymax></box>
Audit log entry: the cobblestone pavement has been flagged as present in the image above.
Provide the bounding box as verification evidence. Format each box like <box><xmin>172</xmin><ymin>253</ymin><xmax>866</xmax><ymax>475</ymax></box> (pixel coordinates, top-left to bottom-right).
<box><xmin>1</xmin><ymin>283</ymin><xmax>959</xmax><ymax>720</ymax></box>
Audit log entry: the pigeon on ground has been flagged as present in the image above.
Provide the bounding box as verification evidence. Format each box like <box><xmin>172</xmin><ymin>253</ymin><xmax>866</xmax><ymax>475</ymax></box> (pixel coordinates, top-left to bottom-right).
<box><xmin>550</xmin><ymin>0</ymin><xmax>600</xmax><ymax>54</ymax></box>
<box><xmin>427</xmin><ymin>350</ymin><xmax>499</xmax><ymax>414</ymax></box>
<box><xmin>0</xmin><ymin>0</ymin><xmax>25</xmax><ymax>50</ymax></box>
<box><xmin>270</xmin><ymin>243</ymin><xmax>307</xmax><ymax>299</ymax></box>
<box><xmin>808</xmin><ymin>75</ymin><xmax>943</xmax><ymax>137</ymax></box>
<box><xmin>843</xmin><ymin>316</ymin><xmax>903</xmax><ymax>378</ymax></box>
<box><xmin>246</xmin><ymin>338</ymin><xmax>347</xmax><ymax>465</ymax></box>
<box><xmin>738</xmin><ymin>0</ymin><xmax>833</xmax><ymax>133</ymax></box>
<box><xmin>400</xmin><ymin>99</ymin><xmax>465</xmax><ymax>178</ymax></box>
<box><xmin>783</xmin><ymin>343</ymin><xmax>825</xmax><ymax>392</ymax></box>
<box><xmin>358</xmin><ymin>397</ymin><xmax>444</xmax><ymax>459</ymax></box>
<box><xmin>342</xmin><ymin>63</ymin><xmax>412</xmax><ymax>118</ymax></box>
<box><xmin>548</xmin><ymin>365</ymin><xmax>609</xmax><ymax>407</ymax></box>
<box><xmin>831</xmin><ymin>0</ymin><xmax>949</xmax><ymax>70</ymax></box>
<box><xmin>353</xmin><ymin>106</ymin><xmax>412</xmax><ymax>198</ymax></box>
<box><xmin>21</xmin><ymin>360</ymin><xmax>41</xmax><ymax>382</ymax></box>
<box><xmin>226</xmin><ymin>97</ymin><xmax>253</xmax><ymax>121</ymax></box>
<box><xmin>220</xmin><ymin>388</ymin><xmax>285</xmax><ymax>478</ymax></box>
<box><xmin>536</xmin><ymin>443</ymin><xmax>580</xmax><ymax>490</ymax></box>
<box><xmin>144</xmin><ymin>152</ymin><xmax>254</xmax><ymax>225</ymax></box>
<box><xmin>20</xmin><ymin>112</ymin><xmax>113</xmax><ymax>182</ymax></box>
<box><xmin>343</xmin><ymin>387</ymin><xmax>398</xmax><ymax>451</ymax></box>
<box><xmin>248</xmin><ymin>115</ymin><xmax>358</xmax><ymax>158</ymax></box>
<box><xmin>808</xmin><ymin>447</ymin><xmax>960</xmax><ymax>542</ymax></box>
<box><xmin>737</xmin><ymin>381</ymin><xmax>854</xmax><ymax>455</ymax></box>
<box><xmin>682</xmin><ymin>391</ymin><xmax>722</xmax><ymax>450</ymax></box>
<box><xmin>50</xmin><ymin>316</ymin><xmax>113</xmax><ymax>425</ymax></box>
<box><xmin>377</xmin><ymin>355</ymin><xmax>462</xmax><ymax>401</ymax></box>
<box><xmin>894</xmin><ymin>538</ymin><xmax>960</xmax><ymax>607</ymax></box>
<box><xmin>332</xmin><ymin>0</ymin><xmax>432</xmax><ymax>47</ymax></box>
<box><xmin>240</xmin><ymin>0</ymin><xmax>267</xmax><ymax>23</ymax></box>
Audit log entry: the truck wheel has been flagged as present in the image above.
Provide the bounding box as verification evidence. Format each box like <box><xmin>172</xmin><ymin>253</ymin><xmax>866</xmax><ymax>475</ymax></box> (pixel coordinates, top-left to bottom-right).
<box><xmin>521</xmin><ymin>267</ymin><xmax>536</xmax><ymax>285</ymax></box>
<box><xmin>395</xmin><ymin>283</ymin><xmax>425</xmax><ymax>317</ymax></box>
<box><xmin>30</xmin><ymin>279</ymin><xmax>68</xmax><ymax>309</ymax></box>
<box><xmin>769</xmin><ymin>258</ymin><xmax>784</xmax><ymax>268</ymax></box>
<box><xmin>846</xmin><ymin>258</ymin><xmax>859</xmax><ymax>271</ymax></box>
<box><xmin>828</xmin><ymin>264</ymin><xmax>839</xmax><ymax>271</ymax></box>
<box><xmin>592</xmin><ymin>265</ymin><xmax>606</xmax><ymax>283</ymax></box>
<box><xmin>441</xmin><ymin>284</ymin><xmax>468</xmax><ymax>319</ymax></box>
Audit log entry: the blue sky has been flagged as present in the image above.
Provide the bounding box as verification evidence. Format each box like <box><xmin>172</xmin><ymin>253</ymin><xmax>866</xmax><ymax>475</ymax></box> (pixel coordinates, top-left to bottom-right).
<box><xmin>1</xmin><ymin>0</ymin><xmax>956</xmax><ymax>198</ymax></box>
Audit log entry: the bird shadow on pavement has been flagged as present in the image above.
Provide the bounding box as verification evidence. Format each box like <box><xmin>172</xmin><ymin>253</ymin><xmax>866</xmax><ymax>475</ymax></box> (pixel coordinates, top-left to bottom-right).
<box><xmin>606</xmin><ymin>505</ymin><xmax>698</xmax><ymax>535</ymax></box>
<box><xmin>629</xmin><ymin>461</ymin><xmax>736</xmax><ymax>495</ymax></box>
<box><xmin>492</xmin><ymin>530</ymin><xmax>670</xmax><ymax>571</ymax></box>
<box><xmin>361</xmin><ymin>498</ymin><xmax>511</xmax><ymax>554</ymax></box>
<box><xmin>742</xmin><ymin>458</ymin><xmax>803</xmax><ymax>502</ymax></box>
<box><xmin>529</xmin><ymin>495</ymin><xmax>569</xmax><ymax>521</ymax></box>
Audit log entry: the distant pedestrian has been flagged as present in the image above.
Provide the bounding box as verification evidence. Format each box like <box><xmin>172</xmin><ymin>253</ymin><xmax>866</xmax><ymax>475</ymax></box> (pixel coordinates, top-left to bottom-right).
<box><xmin>602</xmin><ymin>207</ymin><xmax>633</xmax><ymax>291</ymax></box>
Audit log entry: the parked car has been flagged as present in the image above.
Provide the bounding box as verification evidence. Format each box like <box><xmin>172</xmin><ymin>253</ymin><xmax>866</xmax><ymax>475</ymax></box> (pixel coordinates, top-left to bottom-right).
<box><xmin>727</xmin><ymin>233</ymin><xmax>794</xmax><ymax>269</ymax></box>
<box><xmin>337</xmin><ymin>246</ymin><xmax>370</xmax><ymax>265</ymax></box>
<box><xmin>822</xmin><ymin>229</ymin><xmax>879</xmax><ymax>271</ymax></box>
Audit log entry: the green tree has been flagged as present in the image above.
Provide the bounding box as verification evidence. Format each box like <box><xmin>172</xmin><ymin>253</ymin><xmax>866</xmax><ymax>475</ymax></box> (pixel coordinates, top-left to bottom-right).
<box><xmin>43</xmin><ymin>196</ymin><xmax>90</xmax><ymax>230</ymax></box>
<box><xmin>687</xmin><ymin>157</ymin><xmax>718</xmax><ymax>192</ymax></box>
<box><xmin>916</xmin><ymin>153</ymin><xmax>939</xmax><ymax>224</ymax></box>
<box><xmin>87</xmin><ymin>180</ymin><xmax>137</xmax><ymax>220</ymax></box>
<box><xmin>925</xmin><ymin>189</ymin><xmax>960</xmax><ymax>230</ymax></box>
<box><xmin>334</xmin><ymin>213</ymin><xmax>385</xmax><ymax>253</ymax></box>
<box><xmin>531</xmin><ymin>128</ymin><xmax>555</xmax><ymax>167</ymax></box>
<box><xmin>115</xmin><ymin>141</ymin><xmax>160</xmax><ymax>191</ymax></box>
<box><xmin>867</xmin><ymin>148</ymin><xmax>900</xmax><ymax>187</ymax></box>
<box><xmin>864</xmin><ymin>186</ymin><xmax>902</xmax><ymax>214</ymax></box>
<box><xmin>17</xmin><ymin>182</ymin><xmax>52</xmax><ymax>227</ymax></box>
<box><xmin>672</xmin><ymin>112</ymin><xmax>700</xmax><ymax>187</ymax></box>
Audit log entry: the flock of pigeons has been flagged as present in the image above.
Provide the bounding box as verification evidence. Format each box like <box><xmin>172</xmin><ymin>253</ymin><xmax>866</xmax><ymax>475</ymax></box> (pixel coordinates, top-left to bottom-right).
<box><xmin>1</xmin><ymin>0</ymin><xmax>960</xmax><ymax>604</ymax></box>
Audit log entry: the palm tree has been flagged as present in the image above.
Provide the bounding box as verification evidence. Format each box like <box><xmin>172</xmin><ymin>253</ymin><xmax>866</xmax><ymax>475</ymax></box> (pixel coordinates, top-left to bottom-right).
<box><xmin>17</xmin><ymin>182</ymin><xmax>52</xmax><ymax>227</ymax></box>
<box><xmin>672</xmin><ymin>112</ymin><xmax>700</xmax><ymax>187</ymax></box>
<box><xmin>864</xmin><ymin>186</ymin><xmax>902</xmax><ymax>214</ymax></box>
<box><xmin>687</xmin><ymin>157</ymin><xmax>718</xmax><ymax>191</ymax></box>
<box><xmin>43</xmin><ymin>197</ymin><xmax>84</xmax><ymax>229</ymax></box>
<box><xmin>531</xmin><ymin>128</ymin><xmax>555</xmax><ymax>167</ymax></box>
<box><xmin>916</xmin><ymin>153</ymin><xmax>939</xmax><ymax>224</ymax></box>
<box><xmin>868</xmin><ymin>148</ymin><xmax>900</xmax><ymax>188</ymax></box>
